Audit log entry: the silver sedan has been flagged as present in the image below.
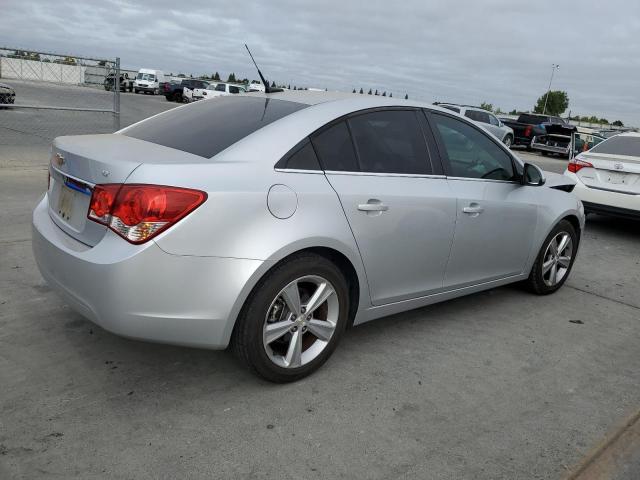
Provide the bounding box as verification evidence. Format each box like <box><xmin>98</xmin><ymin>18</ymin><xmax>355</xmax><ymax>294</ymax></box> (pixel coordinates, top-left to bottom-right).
<box><xmin>32</xmin><ymin>92</ymin><xmax>585</xmax><ymax>382</ymax></box>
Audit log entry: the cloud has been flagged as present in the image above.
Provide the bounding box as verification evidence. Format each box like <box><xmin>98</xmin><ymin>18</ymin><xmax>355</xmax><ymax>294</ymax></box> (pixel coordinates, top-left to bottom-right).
<box><xmin>2</xmin><ymin>0</ymin><xmax>638</xmax><ymax>124</ymax></box>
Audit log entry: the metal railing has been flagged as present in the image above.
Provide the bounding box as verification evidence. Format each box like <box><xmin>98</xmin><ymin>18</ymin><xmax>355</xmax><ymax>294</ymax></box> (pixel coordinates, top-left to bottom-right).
<box><xmin>0</xmin><ymin>47</ymin><xmax>120</xmax><ymax>145</ymax></box>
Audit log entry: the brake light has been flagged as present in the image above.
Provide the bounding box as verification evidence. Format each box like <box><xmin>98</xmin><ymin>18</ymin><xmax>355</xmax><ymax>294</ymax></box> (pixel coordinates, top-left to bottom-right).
<box><xmin>88</xmin><ymin>184</ymin><xmax>207</xmax><ymax>244</ymax></box>
<box><xmin>524</xmin><ymin>126</ymin><xmax>532</xmax><ymax>137</ymax></box>
<box><xmin>568</xmin><ymin>156</ymin><xmax>594</xmax><ymax>173</ymax></box>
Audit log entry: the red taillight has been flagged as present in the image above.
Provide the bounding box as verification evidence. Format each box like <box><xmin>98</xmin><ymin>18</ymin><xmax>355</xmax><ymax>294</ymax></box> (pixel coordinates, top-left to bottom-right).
<box><xmin>567</xmin><ymin>156</ymin><xmax>594</xmax><ymax>173</ymax></box>
<box><xmin>88</xmin><ymin>184</ymin><xmax>207</xmax><ymax>244</ymax></box>
<box><xmin>524</xmin><ymin>126</ymin><xmax>532</xmax><ymax>137</ymax></box>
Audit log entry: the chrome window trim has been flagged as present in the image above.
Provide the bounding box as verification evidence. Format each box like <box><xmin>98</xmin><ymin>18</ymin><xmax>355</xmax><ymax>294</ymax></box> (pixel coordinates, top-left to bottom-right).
<box><xmin>274</xmin><ymin>168</ymin><xmax>324</xmax><ymax>175</ymax></box>
<box><xmin>444</xmin><ymin>175</ymin><xmax>521</xmax><ymax>185</ymax></box>
<box><xmin>324</xmin><ymin>170</ymin><xmax>446</xmax><ymax>179</ymax></box>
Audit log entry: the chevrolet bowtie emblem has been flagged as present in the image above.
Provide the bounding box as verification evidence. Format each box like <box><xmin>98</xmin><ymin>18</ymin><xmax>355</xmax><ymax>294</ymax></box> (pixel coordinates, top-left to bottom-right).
<box><xmin>54</xmin><ymin>152</ymin><xmax>65</xmax><ymax>167</ymax></box>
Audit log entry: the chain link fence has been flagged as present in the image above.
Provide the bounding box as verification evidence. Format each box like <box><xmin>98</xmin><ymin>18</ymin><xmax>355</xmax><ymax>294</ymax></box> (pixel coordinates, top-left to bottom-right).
<box><xmin>0</xmin><ymin>47</ymin><xmax>120</xmax><ymax>146</ymax></box>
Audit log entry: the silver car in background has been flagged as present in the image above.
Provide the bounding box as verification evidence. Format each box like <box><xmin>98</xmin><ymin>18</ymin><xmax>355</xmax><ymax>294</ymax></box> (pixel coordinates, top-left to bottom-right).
<box><xmin>438</xmin><ymin>103</ymin><xmax>515</xmax><ymax>147</ymax></box>
<box><xmin>32</xmin><ymin>92</ymin><xmax>584</xmax><ymax>382</ymax></box>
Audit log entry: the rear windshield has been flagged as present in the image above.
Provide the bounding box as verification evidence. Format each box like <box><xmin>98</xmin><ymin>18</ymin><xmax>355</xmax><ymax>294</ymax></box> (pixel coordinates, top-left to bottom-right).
<box><xmin>588</xmin><ymin>136</ymin><xmax>640</xmax><ymax>156</ymax></box>
<box><xmin>122</xmin><ymin>96</ymin><xmax>307</xmax><ymax>158</ymax></box>
<box><xmin>519</xmin><ymin>114</ymin><xmax>548</xmax><ymax>124</ymax></box>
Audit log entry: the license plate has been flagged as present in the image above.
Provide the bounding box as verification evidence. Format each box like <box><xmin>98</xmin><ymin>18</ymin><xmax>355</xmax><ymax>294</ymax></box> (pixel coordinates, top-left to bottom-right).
<box><xmin>57</xmin><ymin>185</ymin><xmax>76</xmax><ymax>221</ymax></box>
<box><xmin>606</xmin><ymin>172</ymin><xmax>625</xmax><ymax>185</ymax></box>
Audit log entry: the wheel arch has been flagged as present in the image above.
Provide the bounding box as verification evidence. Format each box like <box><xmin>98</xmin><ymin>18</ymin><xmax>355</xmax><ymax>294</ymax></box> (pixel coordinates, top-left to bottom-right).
<box><xmin>222</xmin><ymin>240</ymin><xmax>369</xmax><ymax>348</ymax></box>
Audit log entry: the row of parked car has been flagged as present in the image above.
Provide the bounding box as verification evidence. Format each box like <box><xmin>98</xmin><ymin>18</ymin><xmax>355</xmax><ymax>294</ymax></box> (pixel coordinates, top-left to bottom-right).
<box><xmin>436</xmin><ymin>103</ymin><xmax>630</xmax><ymax>160</ymax></box>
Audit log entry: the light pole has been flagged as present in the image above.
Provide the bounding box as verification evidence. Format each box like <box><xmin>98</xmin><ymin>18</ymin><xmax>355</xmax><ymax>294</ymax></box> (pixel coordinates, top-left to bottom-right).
<box><xmin>542</xmin><ymin>64</ymin><xmax>560</xmax><ymax>115</ymax></box>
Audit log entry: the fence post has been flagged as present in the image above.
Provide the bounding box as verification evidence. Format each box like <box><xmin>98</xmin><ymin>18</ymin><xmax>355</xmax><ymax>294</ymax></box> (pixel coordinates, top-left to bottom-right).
<box><xmin>114</xmin><ymin>57</ymin><xmax>121</xmax><ymax>131</ymax></box>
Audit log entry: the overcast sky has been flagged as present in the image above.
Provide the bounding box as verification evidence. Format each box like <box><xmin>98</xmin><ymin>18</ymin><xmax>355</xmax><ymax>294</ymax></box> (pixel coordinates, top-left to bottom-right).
<box><xmin>2</xmin><ymin>0</ymin><xmax>639</xmax><ymax>125</ymax></box>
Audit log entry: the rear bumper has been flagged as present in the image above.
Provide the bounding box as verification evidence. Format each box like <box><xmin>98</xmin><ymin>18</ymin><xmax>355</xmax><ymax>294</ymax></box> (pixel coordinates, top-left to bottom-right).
<box><xmin>513</xmin><ymin>136</ymin><xmax>532</xmax><ymax>146</ymax></box>
<box><xmin>564</xmin><ymin>171</ymin><xmax>640</xmax><ymax>218</ymax></box>
<box><xmin>32</xmin><ymin>195</ymin><xmax>263</xmax><ymax>349</ymax></box>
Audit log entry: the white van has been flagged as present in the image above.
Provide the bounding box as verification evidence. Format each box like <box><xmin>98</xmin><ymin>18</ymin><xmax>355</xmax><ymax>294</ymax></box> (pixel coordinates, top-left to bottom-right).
<box><xmin>134</xmin><ymin>68</ymin><xmax>166</xmax><ymax>95</ymax></box>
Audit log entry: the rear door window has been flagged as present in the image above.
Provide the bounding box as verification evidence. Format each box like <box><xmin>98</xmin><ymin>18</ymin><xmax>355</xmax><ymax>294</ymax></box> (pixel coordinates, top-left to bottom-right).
<box><xmin>122</xmin><ymin>96</ymin><xmax>307</xmax><ymax>158</ymax></box>
<box><xmin>348</xmin><ymin>110</ymin><xmax>432</xmax><ymax>174</ymax></box>
<box><xmin>311</xmin><ymin>122</ymin><xmax>359</xmax><ymax>172</ymax></box>
<box><xmin>276</xmin><ymin>140</ymin><xmax>322</xmax><ymax>170</ymax></box>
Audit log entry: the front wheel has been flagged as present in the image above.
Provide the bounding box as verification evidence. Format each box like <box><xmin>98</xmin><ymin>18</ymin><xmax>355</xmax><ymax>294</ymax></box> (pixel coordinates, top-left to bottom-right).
<box><xmin>232</xmin><ymin>253</ymin><xmax>349</xmax><ymax>383</ymax></box>
<box><xmin>525</xmin><ymin>220</ymin><xmax>578</xmax><ymax>295</ymax></box>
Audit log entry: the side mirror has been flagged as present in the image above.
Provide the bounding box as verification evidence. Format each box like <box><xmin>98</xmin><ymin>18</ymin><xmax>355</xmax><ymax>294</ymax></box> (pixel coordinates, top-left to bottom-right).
<box><xmin>522</xmin><ymin>162</ymin><xmax>546</xmax><ymax>186</ymax></box>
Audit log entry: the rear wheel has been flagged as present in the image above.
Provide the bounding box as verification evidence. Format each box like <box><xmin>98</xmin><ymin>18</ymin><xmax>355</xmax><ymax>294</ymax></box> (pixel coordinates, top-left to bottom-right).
<box><xmin>503</xmin><ymin>135</ymin><xmax>513</xmax><ymax>148</ymax></box>
<box><xmin>232</xmin><ymin>253</ymin><xmax>349</xmax><ymax>383</ymax></box>
<box><xmin>525</xmin><ymin>220</ymin><xmax>578</xmax><ymax>295</ymax></box>
<box><xmin>541</xmin><ymin>151</ymin><xmax>549</xmax><ymax>156</ymax></box>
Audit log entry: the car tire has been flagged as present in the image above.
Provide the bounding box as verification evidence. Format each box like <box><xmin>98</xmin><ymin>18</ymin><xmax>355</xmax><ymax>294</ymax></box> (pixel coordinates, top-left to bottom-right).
<box><xmin>232</xmin><ymin>253</ymin><xmax>350</xmax><ymax>383</ymax></box>
<box><xmin>504</xmin><ymin>135</ymin><xmax>513</xmax><ymax>148</ymax></box>
<box><xmin>525</xmin><ymin>219</ymin><xmax>578</xmax><ymax>295</ymax></box>
<box><xmin>541</xmin><ymin>151</ymin><xmax>549</xmax><ymax>156</ymax></box>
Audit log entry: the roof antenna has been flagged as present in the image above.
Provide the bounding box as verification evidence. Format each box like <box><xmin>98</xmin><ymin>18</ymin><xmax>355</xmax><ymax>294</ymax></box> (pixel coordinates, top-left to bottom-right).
<box><xmin>245</xmin><ymin>44</ymin><xmax>283</xmax><ymax>94</ymax></box>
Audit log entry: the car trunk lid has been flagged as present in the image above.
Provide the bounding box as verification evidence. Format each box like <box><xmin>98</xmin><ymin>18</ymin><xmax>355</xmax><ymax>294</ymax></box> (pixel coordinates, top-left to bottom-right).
<box><xmin>48</xmin><ymin>135</ymin><xmax>145</xmax><ymax>246</ymax></box>
<box><xmin>578</xmin><ymin>152</ymin><xmax>640</xmax><ymax>195</ymax></box>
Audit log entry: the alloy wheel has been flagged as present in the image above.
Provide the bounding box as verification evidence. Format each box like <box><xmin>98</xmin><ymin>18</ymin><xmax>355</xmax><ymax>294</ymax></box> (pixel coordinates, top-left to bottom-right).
<box><xmin>542</xmin><ymin>232</ymin><xmax>573</xmax><ymax>287</ymax></box>
<box><xmin>263</xmin><ymin>275</ymin><xmax>339</xmax><ymax>368</ymax></box>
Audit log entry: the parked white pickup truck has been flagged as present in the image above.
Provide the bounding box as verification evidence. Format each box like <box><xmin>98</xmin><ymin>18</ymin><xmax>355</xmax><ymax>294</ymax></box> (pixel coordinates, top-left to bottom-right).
<box><xmin>183</xmin><ymin>82</ymin><xmax>248</xmax><ymax>102</ymax></box>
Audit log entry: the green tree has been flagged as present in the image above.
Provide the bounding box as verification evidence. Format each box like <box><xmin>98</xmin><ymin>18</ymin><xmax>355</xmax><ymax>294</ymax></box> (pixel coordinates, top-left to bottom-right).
<box><xmin>271</xmin><ymin>80</ymin><xmax>276</xmax><ymax>88</ymax></box>
<box><xmin>214</xmin><ymin>72</ymin><xmax>221</xmax><ymax>81</ymax></box>
<box><xmin>359</xmin><ymin>88</ymin><xmax>363</xmax><ymax>94</ymax></box>
<box><xmin>374</xmin><ymin>89</ymin><xmax>379</xmax><ymax>96</ymax></box>
<box><xmin>389</xmin><ymin>93</ymin><xmax>392</xmax><ymax>97</ymax></box>
<box><xmin>404</xmin><ymin>94</ymin><xmax>408</xmax><ymax>100</ymax></box>
<box><xmin>227</xmin><ymin>73</ymin><xmax>236</xmax><ymax>82</ymax></box>
<box><xmin>480</xmin><ymin>101</ymin><xmax>493</xmax><ymax>112</ymax></box>
<box><xmin>599</xmin><ymin>118</ymin><xmax>609</xmax><ymax>124</ymax></box>
<box><xmin>368</xmin><ymin>89</ymin><xmax>372</xmax><ymax>95</ymax></box>
<box><xmin>533</xmin><ymin>90</ymin><xmax>569</xmax><ymax>116</ymax></box>
<box><xmin>509</xmin><ymin>109</ymin><xmax>517</xmax><ymax>115</ymax></box>
<box><xmin>612</xmin><ymin>120</ymin><xmax>624</xmax><ymax>127</ymax></box>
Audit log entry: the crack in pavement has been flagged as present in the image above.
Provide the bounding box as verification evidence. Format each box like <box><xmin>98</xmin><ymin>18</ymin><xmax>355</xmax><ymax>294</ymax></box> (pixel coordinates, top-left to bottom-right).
<box><xmin>566</xmin><ymin>284</ymin><xmax>640</xmax><ymax>311</ymax></box>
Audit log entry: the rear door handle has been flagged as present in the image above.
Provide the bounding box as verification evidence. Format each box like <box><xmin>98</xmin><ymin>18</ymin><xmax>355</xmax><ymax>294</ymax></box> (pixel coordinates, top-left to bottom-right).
<box><xmin>462</xmin><ymin>204</ymin><xmax>484</xmax><ymax>214</ymax></box>
<box><xmin>358</xmin><ymin>200</ymin><xmax>389</xmax><ymax>212</ymax></box>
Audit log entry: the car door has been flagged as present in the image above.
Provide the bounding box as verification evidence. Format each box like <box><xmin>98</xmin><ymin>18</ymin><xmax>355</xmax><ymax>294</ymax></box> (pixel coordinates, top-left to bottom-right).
<box><xmin>427</xmin><ymin>111</ymin><xmax>538</xmax><ymax>288</ymax></box>
<box><xmin>312</xmin><ymin>109</ymin><xmax>457</xmax><ymax>306</ymax></box>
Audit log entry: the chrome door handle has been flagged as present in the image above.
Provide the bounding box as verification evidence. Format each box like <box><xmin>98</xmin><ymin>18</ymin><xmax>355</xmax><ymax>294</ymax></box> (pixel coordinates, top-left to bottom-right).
<box><xmin>358</xmin><ymin>200</ymin><xmax>389</xmax><ymax>212</ymax></box>
<box><xmin>462</xmin><ymin>204</ymin><xmax>484</xmax><ymax>214</ymax></box>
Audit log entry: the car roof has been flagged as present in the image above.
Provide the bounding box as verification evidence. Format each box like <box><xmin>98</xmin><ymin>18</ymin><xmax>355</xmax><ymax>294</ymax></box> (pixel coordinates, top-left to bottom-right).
<box><xmin>237</xmin><ymin>90</ymin><xmax>453</xmax><ymax>113</ymax></box>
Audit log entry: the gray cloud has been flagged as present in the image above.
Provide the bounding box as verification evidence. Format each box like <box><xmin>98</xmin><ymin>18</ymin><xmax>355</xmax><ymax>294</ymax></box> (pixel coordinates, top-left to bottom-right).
<box><xmin>2</xmin><ymin>0</ymin><xmax>639</xmax><ymax>124</ymax></box>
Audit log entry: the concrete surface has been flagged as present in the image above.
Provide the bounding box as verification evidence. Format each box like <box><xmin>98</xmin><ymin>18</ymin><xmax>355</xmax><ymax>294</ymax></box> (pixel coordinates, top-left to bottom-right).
<box><xmin>0</xmin><ymin>90</ymin><xmax>639</xmax><ymax>479</ymax></box>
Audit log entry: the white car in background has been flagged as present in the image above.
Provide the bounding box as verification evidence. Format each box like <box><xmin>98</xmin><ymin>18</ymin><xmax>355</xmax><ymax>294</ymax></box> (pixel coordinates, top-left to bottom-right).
<box><xmin>564</xmin><ymin>132</ymin><xmax>640</xmax><ymax>219</ymax></box>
